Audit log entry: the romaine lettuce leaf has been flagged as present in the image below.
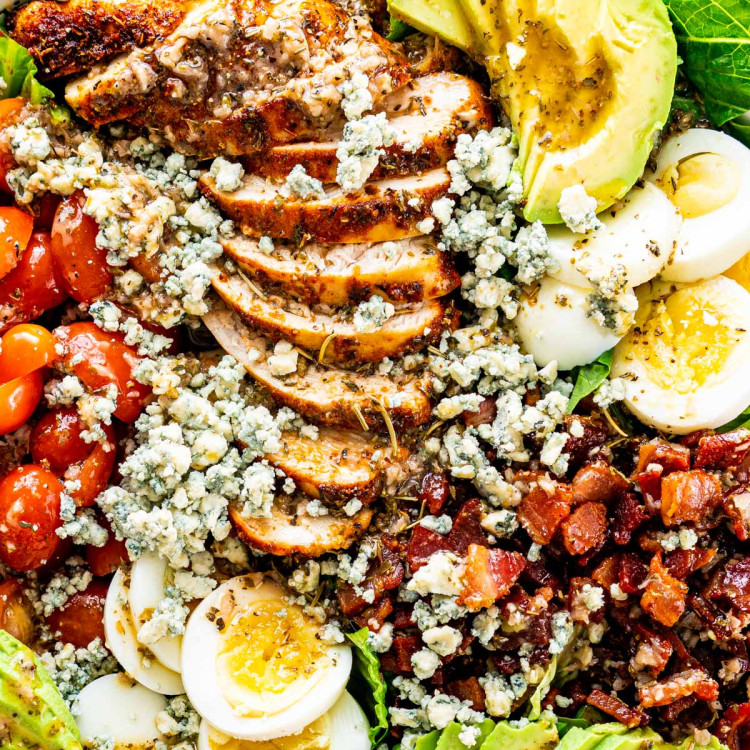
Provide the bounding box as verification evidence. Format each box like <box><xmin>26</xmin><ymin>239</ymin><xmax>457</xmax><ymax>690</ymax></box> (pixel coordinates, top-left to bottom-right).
<box><xmin>347</xmin><ymin>628</ymin><xmax>390</xmax><ymax>746</ymax></box>
<box><xmin>566</xmin><ymin>350</ymin><xmax>613</xmax><ymax>413</ymax></box>
<box><xmin>0</xmin><ymin>33</ymin><xmax>53</xmax><ymax>104</ymax></box>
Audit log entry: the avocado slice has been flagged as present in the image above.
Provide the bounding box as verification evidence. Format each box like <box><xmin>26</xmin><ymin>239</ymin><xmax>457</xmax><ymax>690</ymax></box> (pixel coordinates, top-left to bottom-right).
<box><xmin>436</xmin><ymin>719</ymin><xmax>495</xmax><ymax>750</ymax></box>
<box><xmin>0</xmin><ymin>630</ymin><xmax>82</xmax><ymax>750</ymax></box>
<box><xmin>387</xmin><ymin>0</ymin><xmax>474</xmax><ymax>52</ymax></box>
<box><xmin>480</xmin><ymin>715</ymin><xmax>559</xmax><ymax>750</ymax></box>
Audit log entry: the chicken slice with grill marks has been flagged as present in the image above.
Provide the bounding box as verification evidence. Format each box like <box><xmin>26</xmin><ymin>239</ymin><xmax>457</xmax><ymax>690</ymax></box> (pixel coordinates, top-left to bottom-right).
<box><xmin>202</xmin><ymin>302</ymin><xmax>432</xmax><ymax>430</ymax></box>
<box><xmin>200</xmin><ymin>167</ymin><xmax>451</xmax><ymax>243</ymax></box>
<box><xmin>211</xmin><ymin>270</ymin><xmax>459</xmax><ymax>364</ymax></box>
<box><xmin>241</xmin><ymin>73</ymin><xmax>494</xmax><ymax>182</ymax></box>
<box><xmin>229</xmin><ymin>497</ymin><xmax>373</xmax><ymax>557</ymax></box>
<box><xmin>265</xmin><ymin>427</ymin><xmax>386</xmax><ymax>504</ymax></box>
<box><xmin>222</xmin><ymin>234</ymin><xmax>459</xmax><ymax>305</ymax></box>
<box><xmin>63</xmin><ymin>0</ymin><xmax>410</xmax><ymax>158</ymax></box>
<box><xmin>10</xmin><ymin>0</ymin><xmax>188</xmax><ymax>78</ymax></box>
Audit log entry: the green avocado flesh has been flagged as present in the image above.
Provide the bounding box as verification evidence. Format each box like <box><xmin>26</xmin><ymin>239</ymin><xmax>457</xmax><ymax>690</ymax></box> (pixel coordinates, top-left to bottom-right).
<box><xmin>389</xmin><ymin>0</ymin><xmax>677</xmax><ymax>223</ymax></box>
<box><xmin>0</xmin><ymin>630</ymin><xmax>82</xmax><ymax>750</ymax></box>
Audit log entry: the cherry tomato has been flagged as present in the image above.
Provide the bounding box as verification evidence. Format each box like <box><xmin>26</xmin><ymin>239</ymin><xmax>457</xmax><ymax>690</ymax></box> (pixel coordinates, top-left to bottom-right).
<box><xmin>0</xmin><ymin>207</ymin><xmax>33</xmax><ymax>281</ymax></box>
<box><xmin>55</xmin><ymin>322</ymin><xmax>151</xmax><ymax>423</ymax></box>
<box><xmin>0</xmin><ymin>370</ymin><xmax>43</xmax><ymax>435</ymax></box>
<box><xmin>127</xmin><ymin>251</ymin><xmax>165</xmax><ymax>284</ymax></box>
<box><xmin>87</xmin><ymin>520</ymin><xmax>128</xmax><ymax>577</ymax></box>
<box><xmin>31</xmin><ymin>408</ymin><xmax>92</xmax><ymax>472</ymax></box>
<box><xmin>35</xmin><ymin>193</ymin><xmax>62</xmax><ymax>231</ymax></box>
<box><xmin>46</xmin><ymin>577</ymin><xmax>108</xmax><ymax>648</ymax></box>
<box><xmin>0</xmin><ymin>465</ymin><xmax>62</xmax><ymax>572</ymax></box>
<box><xmin>51</xmin><ymin>191</ymin><xmax>111</xmax><ymax>303</ymax></box>
<box><xmin>0</xmin><ymin>231</ymin><xmax>66</xmax><ymax>334</ymax></box>
<box><xmin>0</xmin><ymin>99</ymin><xmax>25</xmax><ymax>194</ymax></box>
<box><xmin>113</xmin><ymin>301</ymin><xmax>182</xmax><ymax>355</ymax></box>
<box><xmin>0</xmin><ymin>579</ymin><xmax>35</xmax><ymax>644</ymax></box>
<box><xmin>0</xmin><ymin>323</ymin><xmax>58</xmax><ymax>383</ymax></box>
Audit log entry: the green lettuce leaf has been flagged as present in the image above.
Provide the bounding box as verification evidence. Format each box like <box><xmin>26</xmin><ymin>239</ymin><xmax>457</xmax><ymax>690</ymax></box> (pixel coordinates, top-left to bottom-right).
<box><xmin>527</xmin><ymin>656</ymin><xmax>557</xmax><ymax>721</ymax></box>
<box><xmin>664</xmin><ymin>0</ymin><xmax>750</xmax><ymax>131</ymax></box>
<box><xmin>0</xmin><ymin>33</ymin><xmax>53</xmax><ymax>104</ymax></box>
<box><xmin>347</xmin><ymin>628</ymin><xmax>389</xmax><ymax>746</ymax></box>
<box><xmin>718</xmin><ymin>406</ymin><xmax>750</xmax><ymax>433</ymax></box>
<box><xmin>566</xmin><ymin>350</ymin><xmax>613</xmax><ymax>413</ymax></box>
<box><xmin>387</xmin><ymin>18</ymin><xmax>414</xmax><ymax>41</ymax></box>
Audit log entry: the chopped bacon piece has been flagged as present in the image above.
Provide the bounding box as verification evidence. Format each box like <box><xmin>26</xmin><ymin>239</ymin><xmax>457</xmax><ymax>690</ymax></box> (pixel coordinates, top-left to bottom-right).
<box><xmin>419</xmin><ymin>472</ymin><xmax>450</xmax><ymax>515</ymax></box>
<box><xmin>560</xmin><ymin>502</ymin><xmax>608</xmax><ymax>556</ymax></box>
<box><xmin>447</xmin><ymin>676</ymin><xmax>486</xmax><ymax>711</ymax></box>
<box><xmin>459</xmin><ymin>543</ymin><xmax>526</xmax><ymax>612</ymax></box>
<box><xmin>637</xmin><ymin>669</ymin><xmax>719</xmax><ymax>708</ymax></box>
<box><xmin>618</xmin><ymin>553</ymin><xmax>648</xmax><ymax>594</ymax></box>
<box><xmin>632</xmin><ymin>623</ymin><xmax>673</xmax><ymax>677</ymax></box>
<box><xmin>407</xmin><ymin>525</ymin><xmax>451</xmax><ymax>572</ymax></box>
<box><xmin>695</xmin><ymin>430</ymin><xmax>750</xmax><ymax>470</ymax></box>
<box><xmin>715</xmin><ymin>702</ymin><xmax>750</xmax><ymax>750</ymax></box>
<box><xmin>592</xmin><ymin>556</ymin><xmax>619</xmax><ymax>589</ymax></box>
<box><xmin>448</xmin><ymin>499</ymin><xmax>488</xmax><ymax>555</ymax></box>
<box><xmin>660</xmin><ymin>469</ymin><xmax>722</xmax><ymax>526</ymax></box>
<box><xmin>724</xmin><ymin>486</ymin><xmax>750</xmax><ymax>542</ymax></box>
<box><xmin>636</xmin><ymin>440</ymin><xmax>691</xmax><ymax>475</ymax></box>
<box><xmin>635</xmin><ymin>464</ymin><xmax>664</xmax><ymax>514</ymax></box>
<box><xmin>380</xmin><ymin>634</ymin><xmax>421</xmax><ymax>675</ymax></box>
<box><xmin>687</xmin><ymin>593</ymin><xmax>733</xmax><ymax>640</ymax></box>
<box><xmin>661</xmin><ymin>694</ymin><xmax>697</xmax><ymax>722</ymax></box>
<box><xmin>717</xmin><ymin>557</ymin><xmax>750</xmax><ymax>613</ymax></box>
<box><xmin>587</xmin><ymin>689</ymin><xmax>646</xmax><ymax>728</ymax></box>
<box><xmin>611</xmin><ymin>493</ymin><xmax>650</xmax><ymax>545</ymax></box>
<box><xmin>338</xmin><ymin>546</ymin><xmax>404</xmax><ymax>615</ymax></box>
<box><xmin>354</xmin><ymin>596</ymin><xmax>394</xmax><ymax>631</ymax></box>
<box><xmin>393</xmin><ymin>604</ymin><xmax>415</xmax><ymax>630</ymax></box>
<box><xmin>518</xmin><ymin>482</ymin><xmax>572</xmax><ymax>544</ymax></box>
<box><xmin>462</xmin><ymin>397</ymin><xmax>497</xmax><ymax>427</ymax></box>
<box><xmin>568</xmin><ymin>577</ymin><xmax>605</xmax><ymax>623</ymax></box>
<box><xmin>572</xmin><ymin>461</ymin><xmax>629</xmax><ymax>506</ymax></box>
<box><xmin>641</xmin><ymin>551</ymin><xmax>688</xmax><ymax>627</ymax></box>
<box><xmin>664</xmin><ymin>547</ymin><xmax>717</xmax><ymax>580</ymax></box>
<box><xmin>564</xmin><ymin>416</ymin><xmax>609</xmax><ymax>470</ymax></box>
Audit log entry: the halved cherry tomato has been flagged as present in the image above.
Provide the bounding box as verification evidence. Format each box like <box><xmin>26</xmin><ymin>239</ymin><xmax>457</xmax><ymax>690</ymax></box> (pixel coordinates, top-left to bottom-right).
<box><xmin>0</xmin><ymin>464</ymin><xmax>62</xmax><ymax>572</ymax></box>
<box><xmin>87</xmin><ymin>518</ymin><xmax>128</xmax><ymax>577</ymax></box>
<box><xmin>0</xmin><ymin>370</ymin><xmax>43</xmax><ymax>435</ymax></box>
<box><xmin>55</xmin><ymin>322</ymin><xmax>151</xmax><ymax>423</ymax></box>
<box><xmin>0</xmin><ymin>323</ymin><xmax>58</xmax><ymax>383</ymax></box>
<box><xmin>51</xmin><ymin>190</ymin><xmax>111</xmax><ymax>303</ymax></box>
<box><xmin>0</xmin><ymin>579</ymin><xmax>35</xmax><ymax>644</ymax></box>
<box><xmin>113</xmin><ymin>301</ymin><xmax>182</xmax><ymax>355</ymax></box>
<box><xmin>0</xmin><ymin>207</ymin><xmax>33</xmax><ymax>280</ymax></box>
<box><xmin>46</xmin><ymin>577</ymin><xmax>108</xmax><ymax>648</ymax></box>
<box><xmin>0</xmin><ymin>99</ymin><xmax>25</xmax><ymax>194</ymax></box>
<box><xmin>34</xmin><ymin>193</ymin><xmax>62</xmax><ymax>231</ymax></box>
<box><xmin>0</xmin><ymin>231</ymin><xmax>66</xmax><ymax>334</ymax></box>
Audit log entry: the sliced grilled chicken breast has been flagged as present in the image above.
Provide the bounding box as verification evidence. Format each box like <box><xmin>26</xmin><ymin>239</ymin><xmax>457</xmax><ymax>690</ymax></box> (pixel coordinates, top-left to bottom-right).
<box><xmin>64</xmin><ymin>0</ymin><xmax>409</xmax><ymax>158</ymax></box>
<box><xmin>201</xmin><ymin>168</ymin><xmax>451</xmax><ymax>243</ymax></box>
<box><xmin>10</xmin><ymin>0</ymin><xmax>187</xmax><ymax>78</ymax></box>
<box><xmin>223</xmin><ymin>234</ymin><xmax>459</xmax><ymax>305</ymax></box>
<box><xmin>212</xmin><ymin>271</ymin><xmax>457</xmax><ymax>363</ymax></box>
<box><xmin>229</xmin><ymin>500</ymin><xmax>373</xmax><ymax>557</ymax></box>
<box><xmin>266</xmin><ymin>427</ymin><xmax>385</xmax><ymax>504</ymax></box>
<box><xmin>242</xmin><ymin>73</ymin><xmax>493</xmax><ymax>182</ymax></box>
<box><xmin>202</xmin><ymin>303</ymin><xmax>432</xmax><ymax>430</ymax></box>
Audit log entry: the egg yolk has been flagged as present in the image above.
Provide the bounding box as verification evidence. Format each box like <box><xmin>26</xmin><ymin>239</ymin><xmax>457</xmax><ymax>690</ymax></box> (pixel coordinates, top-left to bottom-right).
<box><xmin>658</xmin><ymin>152</ymin><xmax>741</xmax><ymax>218</ymax></box>
<box><xmin>208</xmin><ymin>714</ymin><xmax>331</xmax><ymax>750</ymax></box>
<box><xmin>725</xmin><ymin>253</ymin><xmax>750</xmax><ymax>294</ymax></box>
<box><xmin>217</xmin><ymin>598</ymin><xmax>329</xmax><ymax>716</ymax></box>
<box><xmin>619</xmin><ymin>284</ymin><xmax>741</xmax><ymax>393</ymax></box>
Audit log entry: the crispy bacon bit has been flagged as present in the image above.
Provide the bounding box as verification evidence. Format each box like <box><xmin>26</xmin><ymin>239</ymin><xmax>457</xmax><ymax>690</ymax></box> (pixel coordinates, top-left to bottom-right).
<box><xmin>587</xmin><ymin>689</ymin><xmax>646</xmax><ymax>728</ymax></box>
<box><xmin>687</xmin><ymin>593</ymin><xmax>733</xmax><ymax>640</ymax></box>
<box><xmin>449</xmin><ymin>499</ymin><xmax>489</xmax><ymax>555</ymax></box>
<box><xmin>661</xmin><ymin>694</ymin><xmax>698</xmax><ymax>722</ymax></box>
<box><xmin>572</xmin><ymin>461</ymin><xmax>629</xmax><ymax>506</ymax></box>
<box><xmin>632</xmin><ymin>623</ymin><xmax>673</xmax><ymax>677</ymax></box>
<box><xmin>641</xmin><ymin>551</ymin><xmax>688</xmax><ymax>627</ymax></box>
<box><xmin>592</xmin><ymin>556</ymin><xmax>619</xmax><ymax>589</ymax></box>
<box><xmin>462</xmin><ymin>397</ymin><xmax>497</xmax><ymax>427</ymax></box>
<box><xmin>637</xmin><ymin>669</ymin><xmax>719</xmax><ymax>708</ymax></box>
<box><xmin>338</xmin><ymin>546</ymin><xmax>404</xmax><ymax>615</ymax></box>
<box><xmin>393</xmin><ymin>603</ymin><xmax>415</xmax><ymax>629</ymax></box>
<box><xmin>635</xmin><ymin>464</ymin><xmax>664</xmax><ymax>514</ymax></box>
<box><xmin>354</xmin><ymin>596</ymin><xmax>394</xmax><ymax>631</ymax></box>
<box><xmin>660</xmin><ymin>469</ymin><xmax>722</xmax><ymax>525</ymax></box>
<box><xmin>446</xmin><ymin>677</ymin><xmax>486</xmax><ymax>712</ymax></box>
<box><xmin>518</xmin><ymin>482</ymin><xmax>572</xmax><ymax>544</ymax></box>
<box><xmin>459</xmin><ymin>543</ymin><xmax>526</xmax><ymax>612</ymax></box>
<box><xmin>718</xmin><ymin>557</ymin><xmax>750</xmax><ymax>613</ymax></box>
<box><xmin>380</xmin><ymin>634</ymin><xmax>421</xmax><ymax>675</ymax></box>
<box><xmin>618</xmin><ymin>552</ymin><xmax>648</xmax><ymax>594</ymax></box>
<box><xmin>419</xmin><ymin>472</ymin><xmax>450</xmax><ymax>515</ymax></box>
<box><xmin>664</xmin><ymin>547</ymin><xmax>717</xmax><ymax>580</ymax></box>
<box><xmin>568</xmin><ymin>577</ymin><xmax>604</xmax><ymax>623</ymax></box>
<box><xmin>636</xmin><ymin>440</ymin><xmax>691</xmax><ymax>475</ymax></box>
<box><xmin>724</xmin><ymin>486</ymin><xmax>750</xmax><ymax>541</ymax></box>
<box><xmin>560</xmin><ymin>502</ymin><xmax>608</xmax><ymax>555</ymax></box>
<box><xmin>715</xmin><ymin>702</ymin><xmax>750</xmax><ymax>750</ymax></box>
<box><xmin>407</xmin><ymin>525</ymin><xmax>451</xmax><ymax>572</ymax></box>
<box><xmin>695</xmin><ymin>430</ymin><xmax>750</xmax><ymax>470</ymax></box>
<box><xmin>564</xmin><ymin>415</ymin><xmax>609</xmax><ymax>470</ymax></box>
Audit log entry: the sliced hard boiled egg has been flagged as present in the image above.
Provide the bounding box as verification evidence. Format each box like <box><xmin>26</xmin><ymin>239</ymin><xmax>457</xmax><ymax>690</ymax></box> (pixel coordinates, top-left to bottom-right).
<box><xmin>649</xmin><ymin>128</ymin><xmax>750</xmax><ymax>282</ymax></box>
<box><xmin>547</xmin><ymin>183</ymin><xmax>681</xmax><ymax>289</ymax></box>
<box><xmin>129</xmin><ymin>552</ymin><xmax>183</xmax><ymax>673</ymax></box>
<box><xmin>514</xmin><ymin>276</ymin><xmax>626</xmax><ymax>370</ymax></box>
<box><xmin>197</xmin><ymin>691</ymin><xmax>369</xmax><ymax>750</ymax></box>
<box><xmin>612</xmin><ymin>275</ymin><xmax>750</xmax><ymax>434</ymax></box>
<box><xmin>725</xmin><ymin>250</ymin><xmax>750</xmax><ymax>294</ymax></box>
<box><xmin>75</xmin><ymin>673</ymin><xmax>167</xmax><ymax>748</ymax></box>
<box><xmin>104</xmin><ymin>568</ymin><xmax>185</xmax><ymax>695</ymax></box>
<box><xmin>182</xmin><ymin>573</ymin><xmax>352</xmax><ymax>741</ymax></box>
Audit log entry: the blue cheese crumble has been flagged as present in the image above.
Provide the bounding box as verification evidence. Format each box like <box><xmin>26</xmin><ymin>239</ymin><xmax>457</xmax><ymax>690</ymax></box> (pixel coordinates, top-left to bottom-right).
<box><xmin>353</xmin><ymin>295</ymin><xmax>395</xmax><ymax>333</ymax></box>
<box><xmin>557</xmin><ymin>185</ymin><xmax>603</xmax><ymax>233</ymax></box>
<box><xmin>336</xmin><ymin>113</ymin><xmax>395</xmax><ymax>193</ymax></box>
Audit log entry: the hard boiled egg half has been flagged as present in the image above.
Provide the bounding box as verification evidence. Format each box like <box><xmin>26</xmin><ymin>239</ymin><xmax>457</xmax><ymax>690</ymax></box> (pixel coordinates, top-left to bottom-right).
<box><xmin>649</xmin><ymin>128</ymin><xmax>750</xmax><ymax>282</ymax></box>
<box><xmin>182</xmin><ymin>573</ymin><xmax>352</xmax><ymax>741</ymax></box>
<box><xmin>197</xmin><ymin>691</ymin><xmax>369</xmax><ymax>750</ymax></box>
<box><xmin>611</xmin><ymin>275</ymin><xmax>750</xmax><ymax>433</ymax></box>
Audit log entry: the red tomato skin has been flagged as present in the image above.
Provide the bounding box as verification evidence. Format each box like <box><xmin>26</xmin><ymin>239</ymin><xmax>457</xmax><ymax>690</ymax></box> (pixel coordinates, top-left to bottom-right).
<box><xmin>66</xmin><ymin>425</ymin><xmax>117</xmax><ymax>507</ymax></box>
<box><xmin>0</xmin><ymin>231</ymin><xmax>66</xmax><ymax>334</ymax></box>
<box><xmin>0</xmin><ymin>465</ymin><xmax>62</xmax><ymax>572</ymax></box>
<box><xmin>51</xmin><ymin>191</ymin><xmax>111</xmax><ymax>303</ymax></box>
<box><xmin>55</xmin><ymin>322</ymin><xmax>150</xmax><ymax>423</ymax></box>
<box><xmin>0</xmin><ymin>370</ymin><xmax>43</xmax><ymax>435</ymax></box>
<box><xmin>0</xmin><ymin>323</ymin><xmax>58</xmax><ymax>382</ymax></box>
<box><xmin>31</xmin><ymin>407</ymin><xmax>91</xmax><ymax>472</ymax></box>
<box><xmin>86</xmin><ymin>522</ymin><xmax>128</xmax><ymax>577</ymax></box>
<box><xmin>35</xmin><ymin>194</ymin><xmax>61</xmax><ymax>231</ymax></box>
<box><xmin>0</xmin><ymin>207</ymin><xmax>34</xmax><ymax>281</ymax></box>
<box><xmin>46</xmin><ymin>578</ymin><xmax>108</xmax><ymax>648</ymax></box>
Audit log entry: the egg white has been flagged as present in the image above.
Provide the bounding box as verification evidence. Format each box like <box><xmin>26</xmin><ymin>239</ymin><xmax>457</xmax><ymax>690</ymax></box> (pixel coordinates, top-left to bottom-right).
<box><xmin>75</xmin><ymin>673</ymin><xmax>167</xmax><ymax>748</ymax></box>
<box><xmin>129</xmin><ymin>552</ymin><xmax>183</xmax><ymax>673</ymax></box>
<box><xmin>548</xmin><ymin>183</ymin><xmax>680</xmax><ymax>289</ymax></box>
<box><xmin>182</xmin><ymin>573</ymin><xmax>352</xmax><ymax>741</ymax></box>
<box><xmin>612</xmin><ymin>275</ymin><xmax>750</xmax><ymax>433</ymax></box>
<box><xmin>197</xmin><ymin>691</ymin><xmax>369</xmax><ymax>750</ymax></box>
<box><xmin>514</xmin><ymin>276</ymin><xmax>626</xmax><ymax>370</ymax></box>
<box><xmin>104</xmin><ymin>568</ymin><xmax>185</xmax><ymax>695</ymax></box>
<box><xmin>649</xmin><ymin>128</ymin><xmax>750</xmax><ymax>282</ymax></box>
